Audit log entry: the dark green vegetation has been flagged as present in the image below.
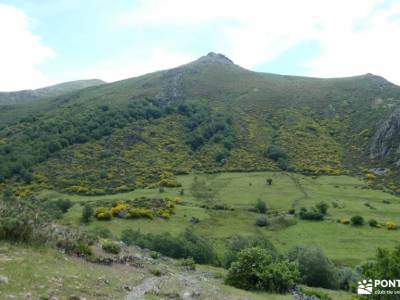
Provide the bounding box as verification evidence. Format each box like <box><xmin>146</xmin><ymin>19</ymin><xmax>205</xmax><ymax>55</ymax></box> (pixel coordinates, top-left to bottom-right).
<box><xmin>3</xmin><ymin>52</ymin><xmax>400</xmax><ymax>195</ymax></box>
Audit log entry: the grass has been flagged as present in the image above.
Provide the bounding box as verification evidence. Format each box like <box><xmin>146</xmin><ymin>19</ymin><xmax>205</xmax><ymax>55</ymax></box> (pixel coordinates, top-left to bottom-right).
<box><xmin>51</xmin><ymin>171</ymin><xmax>400</xmax><ymax>266</ymax></box>
<box><xmin>0</xmin><ymin>242</ymin><xmax>143</xmax><ymax>299</ymax></box>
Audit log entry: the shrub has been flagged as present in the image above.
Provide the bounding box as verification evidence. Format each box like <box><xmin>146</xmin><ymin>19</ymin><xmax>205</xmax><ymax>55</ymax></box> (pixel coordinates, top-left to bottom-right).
<box><xmin>299</xmin><ymin>207</ymin><xmax>324</xmax><ymax>221</ymax></box>
<box><xmin>368</xmin><ymin>219</ymin><xmax>378</xmax><ymax>227</ymax></box>
<box><xmin>340</xmin><ymin>218</ymin><xmax>350</xmax><ymax>225</ymax></box>
<box><xmin>336</xmin><ymin>266</ymin><xmax>360</xmax><ymax>291</ymax></box>
<box><xmin>150</xmin><ymin>251</ymin><xmax>160</xmax><ymax>259</ymax></box>
<box><xmin>127</xmin><ymin>207</ymin><xmax>154</xmax><ymax>219</ymax></box>
<box><xmin>111</xmin><ymin>202</ymin><xmax>129</xmax><ymax>217</ymax></box>
<box><xmin>102</xmin><ymin>241</ymin><xmax>121</xmax><ymax>254</ymax></box>
<box><xmin>223</xmin><ymin>235</ymin><xmax>277</xmax><ymax>268</ymax></box>
<box><xmin>94</xmin><ymin>207</ymin><xmax>112</xmax><ymax>221</ymax></box>
<box><xmin>150</xmin><ymin>267</ymin><xmax>162</xmax><ymax>276</ymax></box>
<box><xmin>255</xmin><ymin>215</ymin><xmax>269</xmax><ymax>227</ymax></box>
<box><xmin>288</xmin><ymin>209</ymin><xmax>295</xmax><ymax>215</ymax></box>
<box><xmin>41</xmin><ymin>198</ymin><xmax>73</xmax><ymax>219</ymax></box>
<box><xmin>81</xmin><ymin>205</ymin><xmax>93</xmax><ymax>223</ymax></box>
<box><xmin>386</xmin><ymin>222</ymin><xmax>397</xmax><ymax>230</ymax></box>
<box><xmin>226</xmin><ymin>247</ymin><xmax>299</xmax><ymax>293</ymax></box>
<box><xmin>266</xmin><ymin>178</ymin><xmax>273</xmax><ymax>185</ymax></box>
<box><xmin>350</xmin><ymin>215</ymin><xmax>364</xmax><ymax>226</ymax></box>
<box><xmin>74</xmin><ymin>242</ymin><xmax>93</xmax><ymax>257</ymax></box>
<box><xmin>255</xmin><ymin>199</ymin><xmax>267</xmax><ymax>214</ymax></box>
<box><xmin>269</xmin><ymin>216</ymin><xmax>297</xmax><ymax>230</ymax></box>
<box><xmin>287</xmin><ymin>246</ymin><xmax>338</xmax><ymax>289</ymax></box>
<box><xmin>121</xmin><ymin>229</ymin><xmax>218</xmax><ymax>265</ymax></box>
<box><xmin>180</xmin><ymin>257</ymin><xmax>196</xmax><ymax>270</ymax></box>
<box><xmin>0</xmin><ymin>196</ymin><xmax>47</xmax><ymax>243</ymax></box>
<box><xmin>315</xmin><ymin>201</ymin><xmax>329</xmax><ymax>215</ymax></box>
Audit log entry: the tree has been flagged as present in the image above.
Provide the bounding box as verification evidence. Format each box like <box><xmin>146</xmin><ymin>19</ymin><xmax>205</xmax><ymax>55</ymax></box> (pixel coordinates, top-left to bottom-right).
<box><xmin>81</xmin><ymin>205</ymin><xmax>93</xmax><ymax>223</ymax></box>
<box><xmin>361</xmin><ymin>246</ymin><xmax>400</xmax><ymax>299</ymax></box>
<box><xmin>226</xmin><ymin>247</ymin><xmax>299</xmax><ymax>293</ymax></box>
<box><xmin>265</xmin><ymin>145</ymin><xmax>287</xmax><ymax>161</ymax></box>
<box><xmin>255</xmin><ymin>199</ymin><xmax>267</xmax><ymax>214</ymax></box>
<box><xmin>287</xmin><ymin>246</ymin><xmax>338</xmax><ymax>289</ymax></box>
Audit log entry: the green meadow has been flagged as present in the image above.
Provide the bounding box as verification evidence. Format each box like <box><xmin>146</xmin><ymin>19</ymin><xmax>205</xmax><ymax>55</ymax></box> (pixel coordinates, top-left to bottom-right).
<box><xmin>44</xmin><ymin>171</ymin><xmax>400</xmax><ymax>266</ymax></box>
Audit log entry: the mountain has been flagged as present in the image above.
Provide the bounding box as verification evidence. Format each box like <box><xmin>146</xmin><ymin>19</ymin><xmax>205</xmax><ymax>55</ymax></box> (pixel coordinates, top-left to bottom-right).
<box><xmin>0</xmin><ymin>79</ymin><xmax>105</xmax><ymax>105</ymax></box>
<box><xmin>1</xmin><ymin>52</ymin><xmax>400</xmax><ymax>194</ymax></box>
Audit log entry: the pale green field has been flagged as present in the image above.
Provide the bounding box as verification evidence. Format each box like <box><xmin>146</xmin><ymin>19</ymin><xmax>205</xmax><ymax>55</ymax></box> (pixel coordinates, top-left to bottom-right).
<box><xmin>46</xmin><ymin>171</ymin><xmax>400</xmax><ymax>266</ymax></box>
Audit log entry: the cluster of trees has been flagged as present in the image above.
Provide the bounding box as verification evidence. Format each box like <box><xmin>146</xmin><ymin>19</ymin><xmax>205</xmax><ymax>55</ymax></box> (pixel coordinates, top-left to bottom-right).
<box><xmin>265</xmin><ymin>145</ymin><xmax>288</xmax><ymax>170</ymax></box>
<box><xmin>0</xmin><ymin>99</ymin><xmax>173</xmax><ymax>183</ymax></box>
<box><xmin>178</xmin><ymin>102</ymin><xmax>235</xmax><ymax>156</ymax></box>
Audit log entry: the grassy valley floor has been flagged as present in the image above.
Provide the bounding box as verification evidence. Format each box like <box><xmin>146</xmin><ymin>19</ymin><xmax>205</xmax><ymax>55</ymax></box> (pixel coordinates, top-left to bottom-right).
<box><xmin>41</xmin><ymin>171</ymin><xmax>400</xmax><ymax>266</ymax></box>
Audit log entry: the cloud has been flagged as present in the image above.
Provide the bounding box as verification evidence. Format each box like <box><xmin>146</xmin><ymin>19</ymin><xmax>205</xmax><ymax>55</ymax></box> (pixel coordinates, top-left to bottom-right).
<box><xmin>0</xmin><ymin>4</ymin><xmax>55</xmax><ymax>91</ymax></box>
<box><xmin>79</xmin><ymin>48</ymin><xmax>193</xmax><ymax>83</ymax></box>
<box><xmin>117</xmin><ymin>0</ymin><xmax>400</xmax><ymax>84</ymax></box>
<box><xmin>308</xmin><ymin>0</ymin><xmax>400</xmax><ymax>84</ymax></box>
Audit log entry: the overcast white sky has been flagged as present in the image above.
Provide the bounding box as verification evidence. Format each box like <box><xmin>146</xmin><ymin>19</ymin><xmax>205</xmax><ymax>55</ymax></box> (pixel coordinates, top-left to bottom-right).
<box><xmin>0</xmin><ymin>0</ymin><xmax>399</xmax><ymax>91</ymax></box>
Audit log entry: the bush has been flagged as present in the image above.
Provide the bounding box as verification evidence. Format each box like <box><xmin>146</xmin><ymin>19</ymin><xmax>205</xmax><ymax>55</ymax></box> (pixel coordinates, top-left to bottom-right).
<box><xmin>180</xmin><ymin>257</ymin><xmax>196</xmax><ymax>270</ymax></box>
<box><xmin>287</xmin><ymin>246</ymin><xmax>338</xmax><ymax>289</ymax></box>
<box><xmin>299</xmin><ymin>207</ymin><xmax>324</xmax><ymax>221</ymax></box>
<box><xmin>368</xmin><ymin>219</ymin><xmax>378</xmax><ymax>227</ymax></box>
<box><xmin>255</xmin><ymin>215</ymin><xmax>268</xmax><ymax>227</ymax></box>
<box><xmin>226</xmin><ymin>247</ymin><xmax>299</xmax><ymax>293</ymax></box>
<box><xmin>150</xmin><ymin>267</ymin><xmax>162</xmax><ymax>276</ymax></box>
<box><xmin>102</xmin><ymin>241</ymin><xmax>121</xmax><ymax>254</ymax></box>
<box><xmin>81</xmin><ymin>205</ymin><xmax>93</xmax><ymax>223</ymax></box>
<box><xmin>350</xmin><ymin>215</ymin><xmax>364</xmax><ymax>226</ymax></box>
<box><xmin>336</xmin><ymin>266</ymin><xmax>360</xmax><ymax>291</ymax></box>
<box><xmin>111</xmin><ymin>202</ymin><xmax>129</xmax><ymax>217</ymax></box>
<box><xmin>41</xmin><ymin>198</ymin><xmax>73</xmax><ymax>219</ymax></box>
<box><xmin>386</xmin><ymin>222</ymin><xmax>397</xmax><ymax>230</ymax></box>
<box><xmin>150</xmin><ymin>251</ymin><xmax>160</xmax><ymax>259</ymax></box>
<box><xmin>223</xmin><ymin>235</ymin><xmax>277</xmax><ymax>268</ymax></box>
<box><xmin>94</xmin><ymin>207</ymin><xmax>112</xmax><ymax>221</ymax></box>
<box><xmin>0</xmin><ymin>197</ymin><xmax>47</xmax><ymax>243</ymax></box>
<box><xmin>316</xmin><ymin>201</ymin><xmax>329</xmax><ymax>215</ymax></box>
<box><xmin>127</xmin><ymin>207</ymin><xmax>154</xmax><ymax>219</ymax></box>
<box><xmin>121</xmin><ymin>229</ymin><xmax>218</xmax><ymax>265</ymax></box>
<box><xmin>74</xmin><ymin>242</ymin><xmax>93</xmax><ymax>257</ymax></box>
<box><xmin>255</xmin><ymin>199</ymin><xmax>267</xmax><ymax>214</ymax></box>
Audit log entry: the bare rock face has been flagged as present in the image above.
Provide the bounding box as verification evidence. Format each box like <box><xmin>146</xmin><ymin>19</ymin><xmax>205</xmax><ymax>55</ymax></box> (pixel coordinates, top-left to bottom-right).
<box><xmin>370</xmin><ymin>108</ymin><xmax>400</xmax><ymax>158</ymax></box>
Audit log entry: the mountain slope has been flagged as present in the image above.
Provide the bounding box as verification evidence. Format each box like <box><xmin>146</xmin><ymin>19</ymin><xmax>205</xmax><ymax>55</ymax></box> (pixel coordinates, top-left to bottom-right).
<box><xmin>0</xmin><ymin>79</ymin><xmax>105</xmax><ymax>105</ymax></box>
<box><xmin>1</xmin><ymin>52</ymin><xmax>400</xmax><ymax>194</ymax></box>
